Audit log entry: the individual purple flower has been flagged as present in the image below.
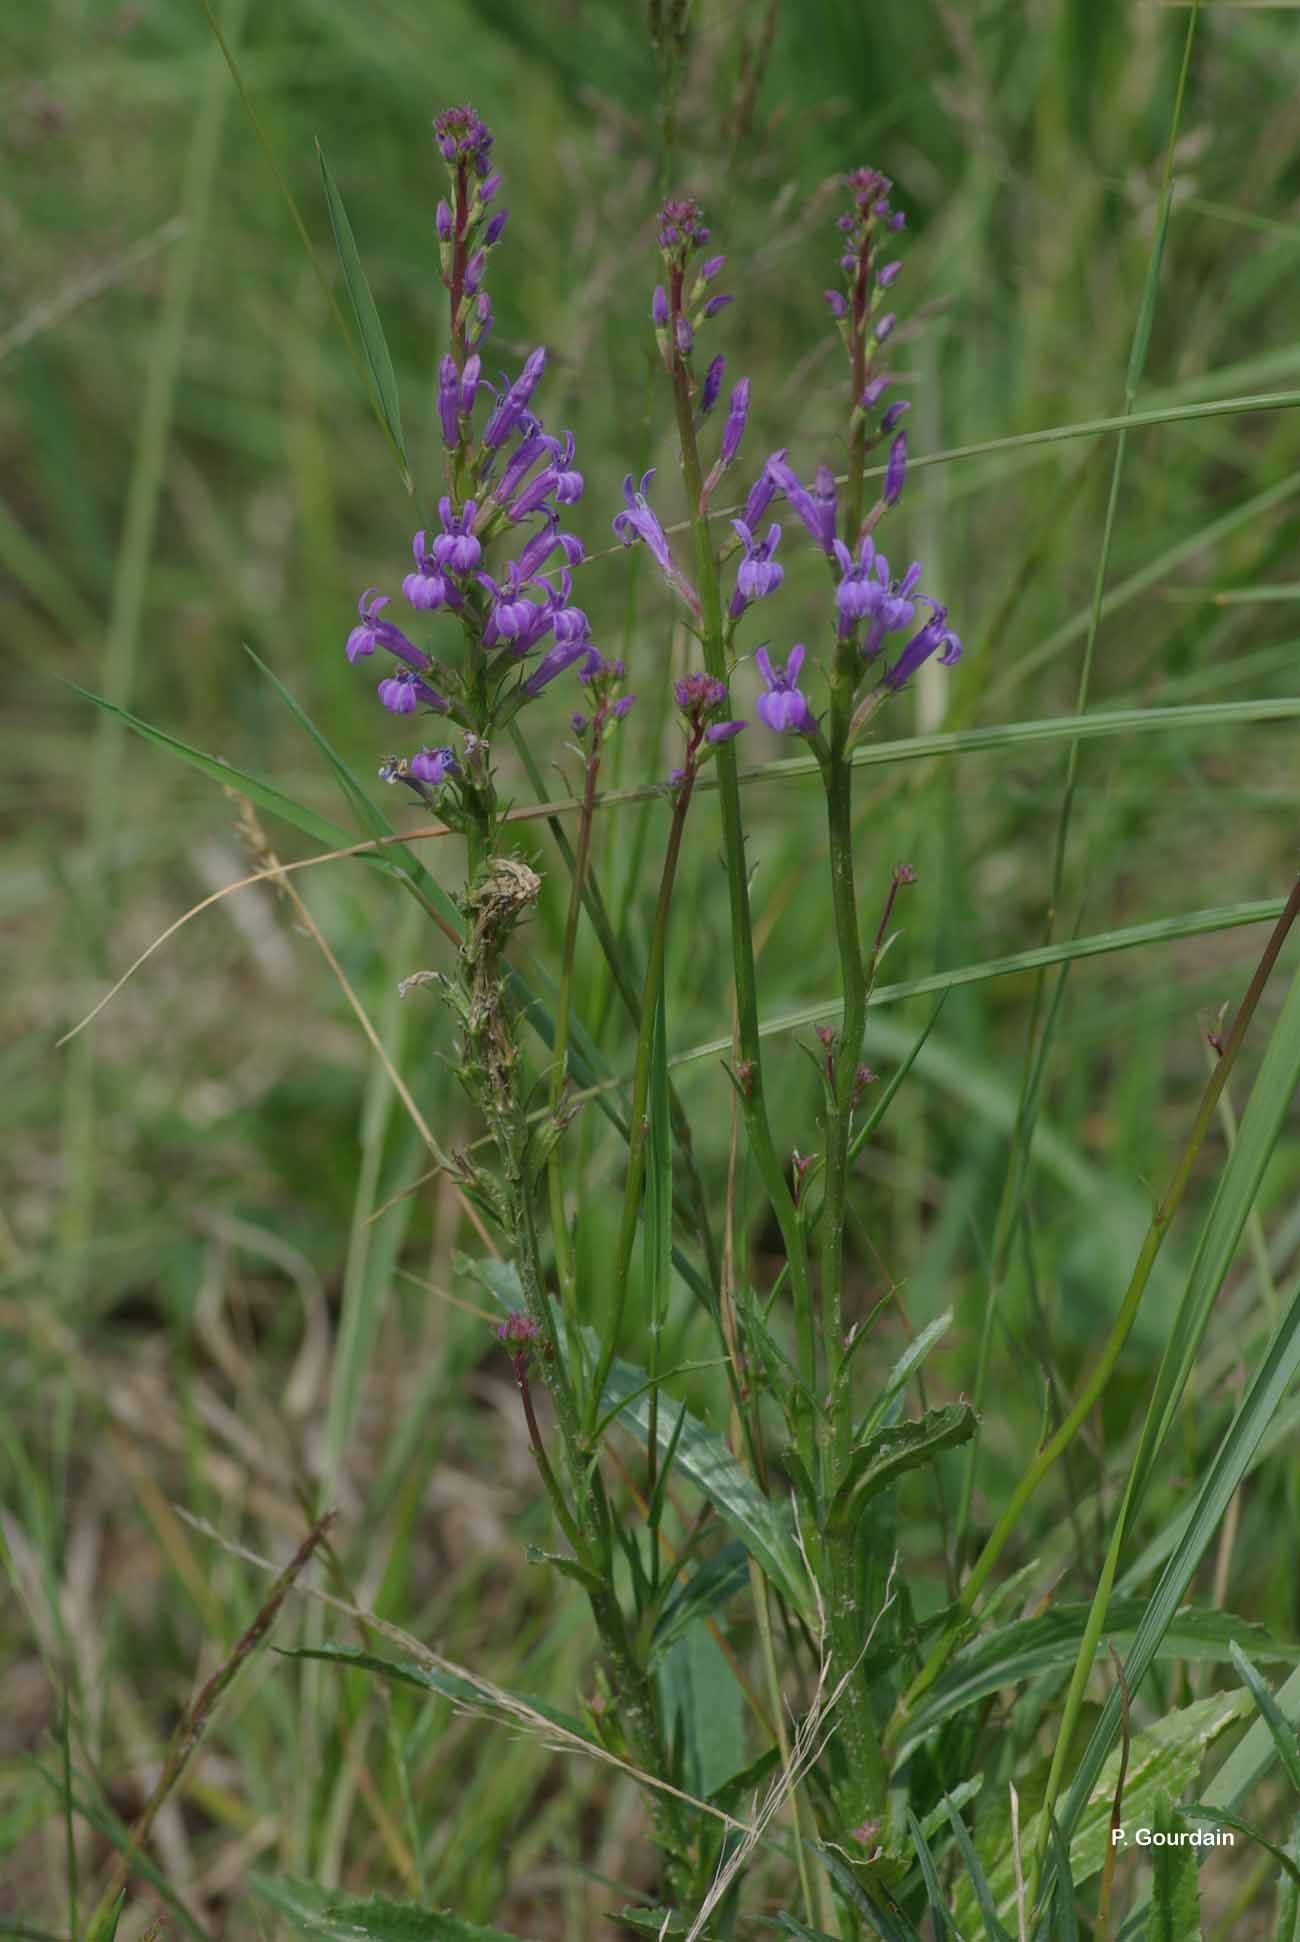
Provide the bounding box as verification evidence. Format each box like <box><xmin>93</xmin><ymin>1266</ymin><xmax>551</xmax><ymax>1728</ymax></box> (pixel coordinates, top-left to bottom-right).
<box><xmin>861</xmin><ymin>375</ymin><xmax>889</xmax><ymax>410</ymax></box>
<box><xmin>436</xmin><ymin>199</ymin><xmax>453</xmax><ymax>244</ymax></box>
<box><xmin>409</xmin><ymin>744</ymin><xmax>460</xmax><ymax>786</ymax></box>
<box><xmin>459</xmin><ymin>354</ymin><xmax>481</xmax><ymax>417</ymax></box>
<box><xmin>729</xmin><ymin>520</ymin><xmax>783</xmax><ymax>619</ymax></box>
<box><xmin>378</xmin><ymin>671</ymin><xmax>449</xmax><ymax>715</ymax></box>
<box><xmin>464</xmin><ymin>249</ymin><xmax>486</xmax><ymax>296</ymax></box>
<box><xmin>719</xmin><ymin>379</ymin><xmax>750</xmax><ymax>467</ymax></box>
<box><xmin>700</xmin><ymin>353</ymin><xmax>726</xmax><ymax>417</ymax></box>
<box><xmin>833</xmin><ymin>536</ymin><xmax>886</xmax><ymax>635</ymax></box>
<box><xmin>478</xmin><ymin>561</ymin><xmax>539</xmax><ymax>646</ymax></box>
<box><xmin>702</xmin><ymin>293</ymin><xmax>734</xmax><ymax>319</ymax></box>
<box><xmin>471</xmin><ymin>292</ymin><xmax>493</xmax><ymax>348</ymax></box>
<box><xmin>612</xmin><ymin>470</ymin><xmax>701</xmax><ymax>615</ymax></box>
<box><xmin>743</xmin><ymin>450</ymin><xmax>786</xmax><ymax>528</ymax></box>
<box><xmin>706</xmin><ymin>718</ymin><xmax>747</xmax><ymax>742</ymax></box>
<box><xmin>698</xmin><ymin>254</ymin><xmax>726</xmax><ymax>284</ymax></box>
<box><xmin>484</xmin><ymin>209</ymin><xmax>508</xmax><ymax>248</ymax></box>
<box><xmin>769</xmin><ymin>458</ymin><xmax>837</xmax><ymax>554</ymax></box>
<box><xmin>433</xmin><ymin>105</ymin><xmax>493</xmax><ymax>175</ymax></box>
<box><xmin>438</xmin><ymin>354</ymin><xmax>461</xmax><ymax>448</ymax></box>
<box><xmin>347</xmin><ymin>589</ymin><xmax>430</xmax><ymax>669</ymax></box>
<box><xmin>402</xmin><ymin>537</ymin><xmax>450</xmax><ymax>612</ymax></box>
<box><xmin>483</xmin><ymin>347</ymin><xmax>547</xmax><ymax>449</ymax></box>
<box><xmin>431</xmin><ymin>498</ymin><xmax>482</xmax><ymax>575</ymax></box>
<box><xmin>492</xmin><ymin>430</ymin><xmax>556</xmax><ymax>509</ymax></box>
<box><xmin>861</xmin><ymin>559</ymin><xmax>923</xmax><ymax>659</ymax></box>
<box><xmin>883</xmin><ymin>605</ymin><xmax>962</xmax><ymax>691</ymax></box>
<box><xmin>880</xmin><ymin>399</ymin><xmax>910</xmax><ymax>434</ymax></box>
<box><xmin>874</xmin><ymin>312</ymin><xmax>896</xmax><ymax>345</ymax></box>
<box><xmin>755</xmin><ymin>644</ymin><xmax>816</xmax><ymax>734</ymax></box>
<box><xmin>508</xmin><ymin>466</ymin><xmax>560</xmax><ymax>522</ymax></box>
<box><xmin>551</xmin><ymin>432</ymin><xmax>584</xmax><ymax>505</ymax></box>
<box><xmin>877</xmin><ymin>259</ymin><xmax>902</xmax><ymax>288</ymax></box>
<box><xmin>524</xmin><ymin>637</ymin><xmax>589</xmax><ymax>695</ymax></box>
<box><xmin>824</xmin><ymin>289</ymin><xmax>850</xmax><ymax>319</ymax></box>
<box><xmin>883</xmin><ymin>431</ymin><xmax>907</xmax><ymax>506</ymax></box>
<box><xmin>513</xmin><ymin>519</ymin><xmax>578</xmax><ymax>582</ymax></box>
<box><xmin>552</xmin><ymin>601</ymin><xmax>590</xmax><ymax>644</ymax></box>
<box><xmin>675</xmin><ymin>314</ymin><xmax>694</xmax><ymax>356</ymax></box>
<box><xmin>652</xmin><ymin>284</ymin><xmax>669</xmax><ymax>327</ymax></box>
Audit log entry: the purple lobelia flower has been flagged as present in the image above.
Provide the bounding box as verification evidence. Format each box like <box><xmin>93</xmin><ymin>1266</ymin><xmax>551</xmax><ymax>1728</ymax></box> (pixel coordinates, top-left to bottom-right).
<box><xmin>706</xmin><ymin>718</ymin><xmax>746</xmax><ymax>742</ymax></box>
<box><xmin>729</xmin><ymin>520</ymin><xmax>783</xmax><ymax>619</ymax></box>
<box><xmin>551</xmin><ymin>432</ymin><xmax>583</xmax><ymax>504</ymax></box>
<box><xmin>719</xmin><ymin>379</ymin><xmax>750</xmax><ymax>466</ymax></box>
<box><xmin>478</xmin><ymin>560</ymin><xmax>540</xmax><ymax>646</ymax></box>
<box><xmin>883</xmin><ymin>430</ymin><xmax>907</xmax><ymax>506</ymax></box>
<box><xmin>402</xmin><ymin>537</ymin><xmax>451</xmax><ymax>612</ymax></box>
<box><xmin>612</xmin><ymin>470</ymin><xmax>701</xmax><ymax>617</ymax></box>
<box><xmin>408</xmin><ymin>744</ymin><xmax>460</xmax><ymax>786</ymax></box>
<box><xmin>438</xmin><ymin>355</ymin><xmax>461</xmax><ymax>448</ymax></box>
<box><xmin>652</xmin><ymin>284</ymin><xmax>669</xmax><ymax>327</ymax></box>
<box><xmin>347</xmin><ymin>589</ymin><xmax>431</xmax><ymax>669</ymax></box>
<box><xmin>743</xmin><ymin>451</ymin><xmax>785</xmax><ymax>529</ymax></box>
<box><xmin>431</xmin><ymin>498</ymin><xmax>482</xmax><ymax>575</ymax></box>
<box><xmin>378</xmin><ymin>670</ymin><xmax>449</xmax><ymax>715</ymax></box>
<box><xmin>483</xmin><ymin>347</ymin><xmax>547</xmax><ymax>449</ymax></box>
<box><xmin>861</xmin><ymin>557</ymin><xmax>923</xmax><ymax>659</ymax></box>
<box><xmin>524</xmin><ymin>636</ymin><xmax>590</xmax><ymax>695</ymax></box>
<box><xmin>880</xmin><ymin>399</ymin><xmax>910</xmax><ymax>434</ymax></box>
<box><xmin>699</xmin><ymin>354</ymin><xmax>725</xmax><ymax>417</ymax></box>
<box><xmin>754</xmin><ymin>644</ymin><xmax>816</xmax><ymax>734</ymax></box>
<box><xmin>883</xmin><ymin>604</ymin><xmax>962</xmax><ymax>691</ymax></box>
<box><xmin>769</xmin><ymin>458</ymin><xmax>838</xmax><ymax>555</ymax></box>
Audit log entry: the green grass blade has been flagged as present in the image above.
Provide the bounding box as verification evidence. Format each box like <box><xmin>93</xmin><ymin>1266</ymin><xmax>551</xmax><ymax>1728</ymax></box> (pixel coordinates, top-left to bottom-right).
<box><xmin>1229</xmin><ymin>1643</ymin><xmax>1300</xmax><ymax>1793</ymax></box>
<box><xmin>316</xmin><ymin>143</ymin><xmax>411</xmax><ymax>490</ymax></box>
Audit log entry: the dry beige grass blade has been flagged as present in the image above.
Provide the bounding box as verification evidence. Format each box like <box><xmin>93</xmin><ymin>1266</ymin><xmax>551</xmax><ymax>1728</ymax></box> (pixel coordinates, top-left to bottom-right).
<box><xmin>177</xmin><ymin>1510</ymin><xmax>756</xmax><ymax>1841</ymax></box>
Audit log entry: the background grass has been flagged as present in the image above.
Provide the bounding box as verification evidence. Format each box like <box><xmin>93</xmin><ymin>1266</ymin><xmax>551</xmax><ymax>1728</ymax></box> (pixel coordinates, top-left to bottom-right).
<box><xmin>5</xmin><ymin>0</ymin><xmax>1300</xmax><ymax>1936</ymax></box>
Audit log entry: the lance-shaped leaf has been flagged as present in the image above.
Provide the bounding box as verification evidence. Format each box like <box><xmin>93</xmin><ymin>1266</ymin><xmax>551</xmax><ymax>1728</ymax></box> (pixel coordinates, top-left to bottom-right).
<box><xmin>317</xmin><ymin>143</ymin><xmax>411</xmax><ymax>489</ymax></box>
<box><xmin>828</xmin><ymin>1402</ymin><xmax>976</xmax><ymax>1534</ymax></box>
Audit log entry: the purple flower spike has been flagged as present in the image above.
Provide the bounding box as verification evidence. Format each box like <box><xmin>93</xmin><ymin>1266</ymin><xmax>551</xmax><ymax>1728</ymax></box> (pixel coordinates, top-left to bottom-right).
<box><xmin>755</xmin><ymin>643</ymin><xmax>816</xmax><ymax>735</ymax></box>
<box><xmin>880</xmin><ymin>400</ymin><xmax>910</xmax><ymax>434</ymax></box>
<box><xmin>652</xmin><ymin>284</ymin><xmax>669</xmax><ymax>327</ymax></box>
<box><xmin>706</xmin><ymin>718</ymin><xmax>747</xmax><ymax>743</ymax></box>
<box><xmin>431</xmin><ymin>499</ymin><xmax>482</xmax><ymax>575</ymax></box>
<box><xmin>729</xmin><ymin>519</ymin><xmax>784</xmax><ymax>619</ymax></box>
<box><xmin>720</xmin><ymin>379</ymin><xmax>750</xmax><ymax>467</ymax></box>
<box><xmin>433</xmin><ymin>105</ymin><xmax>493</xmax><ymax>174</ymax></box>
<box><xmin>675</xmin><ymin>672</ymin><xmax>728</xmax><ymax>713</ymax></box>
<box><xmin>700</xmin><ymin>353</ymin><xmax>726</xmax><ymax>418</ymax></box>
<box><xmin>409</xmin><ymin>745</ymin><xmax>459</xmax><ymax>786</ymax></box>
<box><xmin>884</xmin><ymin>431</ymin><xmax>907</xmax><ymax>506</ymax></box>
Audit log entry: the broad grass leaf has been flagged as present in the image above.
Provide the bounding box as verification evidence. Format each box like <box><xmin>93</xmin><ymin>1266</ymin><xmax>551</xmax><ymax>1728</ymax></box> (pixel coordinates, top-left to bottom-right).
<box><xmin>656</xmin><ymin>1619</ymin><xmax>745</xmax><ymax>1799</ymax></box>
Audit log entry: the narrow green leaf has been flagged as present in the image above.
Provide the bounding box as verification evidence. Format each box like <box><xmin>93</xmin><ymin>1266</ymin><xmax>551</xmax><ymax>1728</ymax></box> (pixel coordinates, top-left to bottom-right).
<box><xmin>651</xmin><ymin>1542</ymin><xmax>750</xmax><ymax>1663</ymax></box>
<box><xmin>317</xmin><ymin>144</ymin><xmax>410</xmax><ymax>488</ymax></box>
<box><xmin>943</xmin><ymin>1796</ymin><xmax>1013</xmax><ymax>1942</ymax></box>
<box><xmin>860</xmin><ymin>1311</ymin><xmax>953</xmax><ymax>1438</ymax></box>
<box><xmin>1144</xmin><ymin>1796</ymin><xmax>1201</xmax><ymax>1942</ymax></box>
<box><xmin>524</xmin><ymin>1544</ymin><xmax>603</xmax><ymax>1594</ymax></box>
<box><xmin>655</xmin><ymin>1620</ymin><xmax>745</xmax><ymax>1799</ymax></box>
<box><xmin>906</xmin><ymin>1808</ymin><xmax>956</xmax><ymax>1939</ymax></box>
<box><xmin>274</xmin><ymin>1644</ymin><xmax>594</xmax><ymax>1747</ymax></box>
<box><xmin>66</xmin><ymin>682</ymin><xmax>357</xmax><ymax>853</ymax></box>
<box><xmin>1229</xmin><ymin>1642</ymin><xmax>1300</xmax><ymax>1793</ymax></box>
<box><xmin>593</xmin><ymin>1346</ymin><xmax>816</xmax><ymax>1625</ymax></box>
<box><xmin>251</xmin><ymin>1874</ymin><xmax>535</xmax><ymax>1942</ymax></box>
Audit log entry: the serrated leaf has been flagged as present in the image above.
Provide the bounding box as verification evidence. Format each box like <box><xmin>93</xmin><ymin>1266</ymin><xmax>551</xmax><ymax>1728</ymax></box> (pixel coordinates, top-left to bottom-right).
<box><xmin>317</xmin><ymin>145</ymin><xmax>409</xmax><ymax>487</ymax></box>
<box><xmin>1144</xmin><ymin>1796</ymin><xmax>1201</xmax><ymax>1942</ymax></box>
<box><xmin>830</xmin><ymin>1403</ymin><xmax>976</xmax><ymax>1531</ymax></box>
<box><xmin>953</xmin><ymin>1689</ymin><xmax>1251</xmax><ymax>1933</ymax></box>
<box><xmin>859</xmin><ymin>1311</ymin><xmax>953</xmax><ymax>1438</ymax></box>
<box><xmin>251</xmin><ymin>1874</ymin><xmax>535</xmax><ymax>1942</ymax></box>
<box><xmin>524</xmin><ymin>1544</ymin><xmax>603</xmax><ymax>1594</ymax></box>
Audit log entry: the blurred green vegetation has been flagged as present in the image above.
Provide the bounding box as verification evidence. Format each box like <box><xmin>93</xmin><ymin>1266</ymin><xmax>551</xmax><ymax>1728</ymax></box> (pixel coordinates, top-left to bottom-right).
<box><xmin>5</xmin><ymin>0</ymin><xmax>1300</xmax><ymax>1935</ymax></box>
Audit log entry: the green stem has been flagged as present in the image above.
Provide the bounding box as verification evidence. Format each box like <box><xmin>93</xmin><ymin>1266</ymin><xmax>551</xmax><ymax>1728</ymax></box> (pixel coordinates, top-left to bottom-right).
<box><xmin>666</xmin><ymin>338</ymin><xmax>817</xmax><ymax>1456</ymax></box>
<box><xmin>547</xmin><ymin>747</ymin><xmax>601</xmax><ymax>1346</ymax></box>
<box><xmin>590</xmin><ymin>770</ymin><xmax>696</xmax><ymax>1421</ymax></box>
